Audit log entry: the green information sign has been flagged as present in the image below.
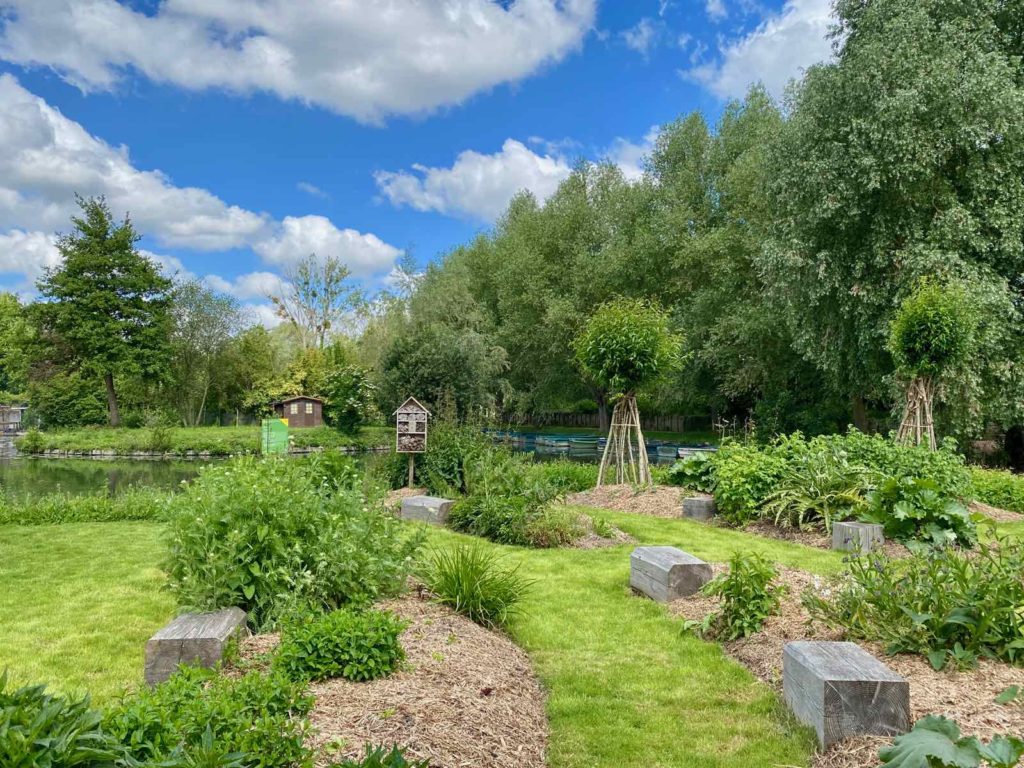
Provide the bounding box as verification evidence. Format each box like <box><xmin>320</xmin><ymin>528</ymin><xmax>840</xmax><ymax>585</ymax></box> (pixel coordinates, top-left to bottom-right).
<box><xmin>261</xmin><ymin>418</ymin><xmax>289</xmax><ymax>455</ymax></box>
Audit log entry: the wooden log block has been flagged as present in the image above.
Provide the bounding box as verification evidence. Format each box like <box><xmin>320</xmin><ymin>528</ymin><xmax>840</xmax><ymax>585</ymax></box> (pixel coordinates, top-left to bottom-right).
<box><xmin>682</xmin><ymin>496</ymin><xmax>716</xmax><ymax>521</ymax></box>
<box><xmin>629</xmin><ymin>546</ymin><xmax>713</xmax><ymax>603</ymax></box>
<box><xmin>783</xmin><ymin>640</ymin><xmax>910</xmax><ymax>748</ymax></box>
<box><xmin>144</xmin><ymin>607</ymin><xmax>247</xmax><ymax>686</ymax></box>
<box><xmin>831</xmin><ymin>522</ymin><xmax>884</xmax><ymax>553</ymax></box>
<box><xmin>399</xmin><ymin>495</ymin><xmax>454</xmax><ymax>525</ymax></box>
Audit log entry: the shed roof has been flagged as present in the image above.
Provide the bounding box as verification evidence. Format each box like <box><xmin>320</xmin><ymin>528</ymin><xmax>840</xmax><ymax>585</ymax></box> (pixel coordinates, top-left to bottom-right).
<box><xmin>393</xmin><ymin>396</ymin><xmax>430</xmax><ymax>415</ymax></box>
<box><xmin>274</xmin><ymin>395</ymin><xmax>324</xmax><ymax>405</ymax></box>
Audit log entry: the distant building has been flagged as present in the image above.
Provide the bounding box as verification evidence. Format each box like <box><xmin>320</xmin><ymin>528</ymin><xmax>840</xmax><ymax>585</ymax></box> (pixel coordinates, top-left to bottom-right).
<box><xmin>272</xmin><ymin>396</ymin><xmax>323</xmax><ymax>428</ymax></box>
<box><xmin>0</xmin><ymin>405</ymin><xmax>27</xmax><ymax>434</ymax></box>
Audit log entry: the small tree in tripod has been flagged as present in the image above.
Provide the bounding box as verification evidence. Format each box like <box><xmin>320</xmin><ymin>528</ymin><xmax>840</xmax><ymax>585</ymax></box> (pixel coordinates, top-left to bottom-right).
<box><xmin>888</xmin><ymin>280</ymin><xmax>975</xmax><ymax>449</ymax></box>
<box><xmin>574</xmin><ymin>298</ymin><xmax>681</xmax><ymax>486</ymax></box>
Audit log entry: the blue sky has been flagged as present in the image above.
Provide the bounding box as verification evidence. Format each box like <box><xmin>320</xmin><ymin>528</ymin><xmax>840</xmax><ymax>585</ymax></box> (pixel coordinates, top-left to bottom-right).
<box><xmin>0</xmin><ymin>0</ymin><xmax>833</xmax><ymax>325</ymax></box>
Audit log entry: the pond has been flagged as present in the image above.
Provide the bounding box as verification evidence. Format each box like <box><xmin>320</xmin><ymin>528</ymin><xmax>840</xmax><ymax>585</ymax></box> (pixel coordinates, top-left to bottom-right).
<box><xmin>488</xmin><ymin>430</ymin><xmax>715</xmax><ymax>465</ymax></box>
<box><xmin>0</xmin><ymin>456</ymin><xmax>216</xmax><ymax>499</ymax></box>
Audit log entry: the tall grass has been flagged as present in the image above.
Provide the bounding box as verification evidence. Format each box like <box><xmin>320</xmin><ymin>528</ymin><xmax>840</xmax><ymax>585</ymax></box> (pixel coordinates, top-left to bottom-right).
<box><xmin>419</xmin><ymin>544</ymin><xmax>531</xmax><ymax>628</ymax></box>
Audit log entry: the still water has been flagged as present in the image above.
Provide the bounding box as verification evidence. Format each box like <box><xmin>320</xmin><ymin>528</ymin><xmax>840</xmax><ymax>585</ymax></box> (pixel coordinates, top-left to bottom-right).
<box><xmin>0</xmin><ymin>456</ymin><xmax>213</xmax><ymax>499</ymax></box>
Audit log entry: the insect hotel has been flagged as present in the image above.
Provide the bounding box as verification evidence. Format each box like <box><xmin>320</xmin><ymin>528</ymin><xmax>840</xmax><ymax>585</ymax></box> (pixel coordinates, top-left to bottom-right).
<box><xmin>394</xmin><ymin>397</ymin><xmax>430</xmax><ymax>486</ymax></box>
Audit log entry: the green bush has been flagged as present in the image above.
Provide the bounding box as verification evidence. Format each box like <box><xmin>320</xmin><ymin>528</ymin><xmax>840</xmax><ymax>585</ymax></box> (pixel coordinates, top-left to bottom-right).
<box><xmin>526</xmin><ymin>459</ymin><xmax>598</xmax><ymax>493</ymax></box>
<box><xmin>710</xmin><ymin>441</ymin><xmax>787</xmax><ymax>524</ymax></box>
<box><xmin>330</xmin><ymin>745</ymin><xmax>430</xmax><ymax>768</ymax></box>
<box><xmin>863</xmin><ymin>476</ymin><xmax>977</xmax><ymax>549</ymax></box>
<box><xmin>0</xmin><ymin>487</ymin><xmax>172</xmax><ymax>525</ymax></box>
<box><xmin>0</xmin><ymin>672</ymin><xmax>126</xmax><ymax>767</ymax></box>
<box><xmin>421</xmin><ymin>420</ymin><xmax>490</xmax><ymax>496</ymax></box>
<box><xmin>104</xmin><ymin>666</ymin><xmax>313</xmax><ymax>768</ymax></box>
<box><xmin>696</xmin><ymin>553</ymin><xmax>785</xmax><ymax>641</ymax></box>
<box><xmin>163</xmin><ymin>456</ymin><xmax>422</xmax><ymax>630</ymax></box>
<box><xmin>15</xmin><ymin>427</ymin><xmax>43</xmax><ymax>454</ymax></box>
<box><xmin>879</xmin><ymin>715</ymin><xmax>1024</xmax><ymax>768</ymax></box>
<box><xmin>970</xmin><ymin>466</ymin><xmax>1024</xmax><ymax>513</ymax></box>
<box><xmin>523</xmin><ymin>506</ymin><xmax>587</xmax><ymax>548</ymax></box>
<box><xmin>804</xmin><ymin>537</ymin><xmax>1024</xmax><ymax>670</ymax></box>
<box><xmin>665</xmin><ymin>453</ymin><xmax>715</xmax><ymax>492</ymax></box>
<box><xmin>419</xmin><ymin>544</ymin><xmax>531</xmax><ymax>629</ymax></box>
<box><xmin>274</xmin><ymin>608</ymin><xmax>406</xmax><ymax>683</ymax></box>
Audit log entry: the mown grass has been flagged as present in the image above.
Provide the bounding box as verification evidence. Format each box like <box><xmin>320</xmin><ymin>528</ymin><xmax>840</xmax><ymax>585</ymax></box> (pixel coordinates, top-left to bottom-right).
<box><xmin>0</xmin><ymin>522</ymin><xmax>173</xmax><ymax>702</ymax></box>
<box><xmin>1</xmin><ymin>509</ymin><xmax>839</xmax><ymax>765</ymax></box>
<box><xmin>15</xmin><ymin>424</ymin><xmax>391</xmax><ymax>456</ymax></box>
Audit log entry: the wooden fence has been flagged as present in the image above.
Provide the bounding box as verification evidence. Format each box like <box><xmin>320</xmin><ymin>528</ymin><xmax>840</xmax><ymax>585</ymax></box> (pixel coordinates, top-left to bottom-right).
<box><xmin>507</xmin><ymin>412</ymin><xmax>714</xmax><ymax>434</ymax></box>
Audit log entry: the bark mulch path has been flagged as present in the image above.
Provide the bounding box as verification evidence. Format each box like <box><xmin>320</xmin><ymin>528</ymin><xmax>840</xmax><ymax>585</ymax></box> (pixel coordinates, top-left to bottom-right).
<box><xmin>971</xmin><ymin>500</ymin><xmax>1024</xmax><ymax>524</ymax></box>
<box><xmin>238</xmin><ymin>595</ymin><xmax>548</xmax><ymax>768</ymax></box>
<box><xmin>668</xmin><ymin>566</ymin><xmax>1024</xmax><ymax>768</ymax></box>
<box><xmin>566</xmin><ymin>483</ymin><xmax>684</xmax><ymax>518</ymax></box>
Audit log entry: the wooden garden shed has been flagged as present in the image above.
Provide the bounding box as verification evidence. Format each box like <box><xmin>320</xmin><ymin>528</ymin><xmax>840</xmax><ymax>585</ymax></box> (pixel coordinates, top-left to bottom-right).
<box><xmin>273</xmin><ymin>396</ymin><xmax>323</xmax><ymax>428</ymax></box>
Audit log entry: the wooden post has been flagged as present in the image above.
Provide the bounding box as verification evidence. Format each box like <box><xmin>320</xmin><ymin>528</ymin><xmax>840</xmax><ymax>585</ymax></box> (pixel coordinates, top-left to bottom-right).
<box><xmin>407</xmin><ymin>453</ymin><xmax>415</xmax><ymax>487</ymax></box>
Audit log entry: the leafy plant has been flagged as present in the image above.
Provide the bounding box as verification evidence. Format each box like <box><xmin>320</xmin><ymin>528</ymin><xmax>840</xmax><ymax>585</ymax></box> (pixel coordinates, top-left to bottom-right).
<box><xmin>421</xmin><ymin>420</ymin><xmax>491</xmax><ymax>497</ymax></box>
<box><xmin>970</xmin><ymin>467</ymin><xmax>1024</xmax><ymax>514</ymax></box>
<box><xmin>163</xmin><ymin>456</ymin><xmax>422</xmax><ymax>630</ymax></box>
<box><xmin>329</xmin><ymin>745</ymin><xmax>430</xmax><ymax>768</ymax></box>
<box><xmin>804</xmin><ymin>538</ymin><xmax>1024</xmax><ymax>669</ymax></box>
<box><xmin>761</xmin><ymin>445</ymin><xmax>870</xmax><ymax>532</ymax></box>
<box><xmin>665</xmin><ymin>453</ymin><xmax>715</xmax><ymax>492</ymax></box>
<box><xmin>697</xmin><ymin>553</ymin><xmax>786</xmax><ymax>640</ymax></box>
<box><xmin>274</xmin><ymin>608</ymin><xmax>406</xmax><ymax>683</ymax></box>
<box><xmin>863</xmin><ymin>476</ymin><xmax>977</xmax><ymax>549</ymax></box>
<box><xmin>526</xmin><ymin>459</ymin><xmax>598</xmax><ymax>493</ymax></box>
<box><xmin>710</xmin><ymin>440</ymin><xmax>787</xmax><ymax>524</ymax></box>
<box><xmin>419</xmin><ymin>544</ymin><xmax>531</xmax><ymax>629</ymax></box>
<box><xmin>879</xmin><ymin>715</ymin><xmax>1024</xmax><ymax>768</ymax></box>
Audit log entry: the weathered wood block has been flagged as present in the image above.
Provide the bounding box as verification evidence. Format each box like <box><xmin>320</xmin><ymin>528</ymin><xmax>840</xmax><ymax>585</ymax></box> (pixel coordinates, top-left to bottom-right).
<box><xmin>399</xmin><ymin>495</ymin><xmax>454</xmax><ymax>525</ymax></box>
<box><xmin>682</xmin><ymin>496</ymin><xmax>716</xmax><ymax>521</ymax></box>
<box><xmin>831</xmin><ymin>522</ymin><xmax>884</xmax><ymax>553</ymax></box>
<box><xmin>783</xmin><ymin>640</ymin><xmax>910</xmax><ymax>748</ymax></box>
<box><xmin>630</xmin><ymin>546</ymin><xmax>713</xmax><ymax>603</ymax></box>
<box><xmin>144</xmin><ymin>607</ymin><xmax>247</xmax><ymax>686</ymax></box>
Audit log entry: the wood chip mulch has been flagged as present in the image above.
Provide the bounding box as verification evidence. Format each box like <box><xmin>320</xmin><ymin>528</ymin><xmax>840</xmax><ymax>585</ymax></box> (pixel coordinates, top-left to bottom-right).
<box><xmin>742</xmin><ymin>520</ymin><xmax>911</xmax><ymax>559</ymax></box>
<box><xmin>668</xmin><ymin>566</ymin><xmax>1024</xmax><ymax>768</ymax></box>
<box><xmin>971</xmin><ymin>500</ymin><xmax>1024</xmax><ymax>524</ymax></box>
<box><xmin>566</xmin><ymin>483</ymin><xmax>684</xmax><ymax>517</ymax></box>
<box><xmin>237</xmin><ymin>596</ymin><xmax>548</xmax><ymax>768</ymax></box>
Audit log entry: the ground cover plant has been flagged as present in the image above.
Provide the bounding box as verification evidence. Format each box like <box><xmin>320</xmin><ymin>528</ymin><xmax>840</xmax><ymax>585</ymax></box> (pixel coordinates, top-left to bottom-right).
<box><xmin>0</xmin><ymin>486</ymin><xmax>171</xmax><ymax>525</ymax></box>
<box><xmin>419</xmin><ymin>544</ymin><xmax>531</xmax><ymax>629</ymax></box>
<box><xmin>862</xmin><ymin>476</ymin><xmax>977</xmax><ymax>549</ymax></box>
<box><xmin>970</xmin><ymin>466</ymin><xmax>1024</xmax><ymax>514</ymax></box>
<box><xmin>274</xmin><ymin>608</ymin><xmax>407</xmax><ymax>683</ymax></box>
<box><xmin>331</xmin><ymin>745</ymin><xmax>430</xmax><ymax>768</ymax></box>
<box><xmin>163</xmin><ymin>456</ymin><xmax>422</xmax><ymax>630</ymax></box>
<box><xmin>691</xmin><ymin>553</ymin><xmax>786</xmax><ymax>641</ymax></box>
<box><xmin>804</xmin><ymin>537</ymin><xmax>1024</xmax><ymax>670</ymax></box>
<box><xmin>879</xmin><ymin>715</ymin><xmax>1024</xmax><ymax>768</ymax></box>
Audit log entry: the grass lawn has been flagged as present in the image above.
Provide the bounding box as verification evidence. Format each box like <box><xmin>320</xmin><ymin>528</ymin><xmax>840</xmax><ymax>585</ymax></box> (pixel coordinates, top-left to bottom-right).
<box><xmin>1</xmin><ymin>511</ymin><xmax>841</xmax><ymax>765</ymax></box>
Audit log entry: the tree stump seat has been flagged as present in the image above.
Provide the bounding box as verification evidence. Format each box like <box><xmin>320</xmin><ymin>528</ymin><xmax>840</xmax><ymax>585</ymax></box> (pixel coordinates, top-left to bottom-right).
<box><xmin>831</xmin><ymin>522</ymin><xmax>884</xmax><ymax>553</ymax></box>
<box><xmin>681</xmin><ymin>495</ymin><xmax>716</xmax><ymax>521</ymax></box>
<box><xmin>629</xmin><ymin>546</ymin><xmax>713</xmax><ymax>603</ymax></box>
<box><xmin>144</xmin><ymin>607</ymin><xmax>247</xmax><ymax>686</ymax></box>
<box><xmin>399</xmin><ymin>495</ymin><xmax>454</xmax><ymax>524</ymax></box>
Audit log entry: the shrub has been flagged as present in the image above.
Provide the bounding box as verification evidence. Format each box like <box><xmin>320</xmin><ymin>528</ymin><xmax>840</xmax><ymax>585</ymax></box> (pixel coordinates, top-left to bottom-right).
<box><xmin>526</xmin><ymin>459</ymin><xmax>598</xmax><ymax>493</ymax></box>
<box><xmin>322</xmin><ymin>364</ymin><xmax>377</xmax><ymax>434</ymax></box>
<box><xmin>523</xmin><ymin>506</ymin><xmax>587</xmax><ymax>548</ymax></box>
<box><xmin>163</xmin><ymin>456</ymin><xmax>422</xmax><ymax>630</ymax></box>
<box><xmin>421</xmin><ymin>420</ymin><xmax>490</xmax><ymax>496</ymax></box>
<box><xmin>274</xmin><ymin>608</ymin><xmax>406</xmax><ymax>683</ymax></box>
<box><xmin>697</xmin><ymin>553</ymin><xmax>785</xmax><ymax>641</ymax></box>
<box><xmin>104</xmin><ymin>666</ymin><xmax>313</xmax><ymax>768</ymax></box>
<box><xmin>803</xmin><ymin>537</ymin><xmax>1024</xmax><ymax>670</ymax></box>
<box><xmin>879</xmin><ymin>715</ymin><xmax>1024</xmax><ymax>768</ymax></box>
<box><xmin>710</xmin><ymin>441</ymin><xmax>787</xmax><ymax>524</ymax></box>
<box><xmin>665</xmin><ymin>453</ymin><xmax>715</xmax><ymax>492</ymax></box>
<box><xmin>970</xmin><ymin>466</ymin><xmax>1024</xmax><ymax>513</ymax></box>
<box><xmin>15</xmin><ymin>427</ymin><xmax>43</xmax><ymax>454</ymax></box>
<box><xmin>761</xmin><ymin>445</ymin><xmax>870</xmax><ymax>532</ymax></box>
<box><xmin>863</xmin><ymin>476</ymin><xmax>977</xmax><ymax>549</ymax></box>
<box><xmin>331</xmin><ymin>745</ymin><xmax>430</xmax><ymax>768</ymax></box>
<box><xmin>0</xmin><ymin>672</ymin><xmax>126</xmax><ymax>767</ymax></box>
<box><xmin>419</xmin><ymin>544</ymin><xmax>531</xmax><ymax>629</ymax></box>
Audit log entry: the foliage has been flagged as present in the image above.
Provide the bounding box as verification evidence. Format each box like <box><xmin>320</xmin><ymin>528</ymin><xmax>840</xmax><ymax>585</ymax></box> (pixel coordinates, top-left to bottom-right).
<box><xmin>268</xmin><ymin>253</ymin><xmax>365</xmax><ymax>350</ymax></box>
<box><xmin>330</xmin><ymin>745</ymin><xmax>430</xmax><ymax>768</ymax></box>
<box><xmin>879</xmin><ymin>715</ymin><xmax>1024</xmax><ymax>768</ymax></box>
<box><xmin>889</xmin><ymin>280</ymin><xmax>976</xmax><ymax>381</ymax></box>
<box><xmin>665</xmin><ymin>453</ymin><xmax>715</xmax><ymax>492</ymax></box>
<box><xmin>969</xmin><ymin>467</ymin><xmax>1024</xmax><ymax>514</ymax></box>
<box><xmin>323</xmin><ymin>363</ymin><xmax>377</xmax><ymax>433</ymax></box>
<box><xmin>696</xmin><ymin>553</ymin><xmax>785</xmax><ymax>641</ymax></box>
<box><xmin>709</xmin><ymin>440</ymin><xmax>787</xmax><ymax>524</ymax></box>
<box><xmin>804</xmin><ymin>538</ymin><xmax>1024</xmax><ymax>670</ymax></box>
<box><xmin>0</xmin><ymin>487</ymin><xmax>170</xmax><ymax>526</ymax></box>
<box><xmin>522</xmin><ymin>506</ymin><xmax>587</xmax><ymax>548</ymax></box>
<box><xmin>573</xmin><ymin>297</ymin><xmax>681</xmax><ymax>396</ymax></box>
<box><xmin>421</xmin><ymin>420</ymin><xmax>491</xmax><ymax>497</ymax></box>
<box><xmin>163</xmin><ymin>456</ymin><xmax>422</xmax><ymax>630</ymax></box>
<box><xmin>26</xmin><ymin>370</ymin><xmax>108</xmax><ymax>429</ymax></box>
<box><xmin>0</xmin><ymin>672</ymin><xmax>126</xmax><ymax>768</ymax></box>
<box><xmin>525</xmin><ymin>459</ymin><xmax>598</xmax><ymax>493</ymax></box>
<box><xmin>419</xmin><ymin>544</ymin><xmax>531</xmax><ymax>629</ymax></box>
<box><xmin>104</xmin><ymin>666</ymin><xmax>313</xmax><ymax>768</ymax></box>
<box><xmin>274</xmin><ymin>608</ymin><xmax>406</xmax><ymax>683</ymax></box>
<box><xmin>863</xmin><ymin>477</ymin><xmax>977</xmax><ymax>549</ymax></box>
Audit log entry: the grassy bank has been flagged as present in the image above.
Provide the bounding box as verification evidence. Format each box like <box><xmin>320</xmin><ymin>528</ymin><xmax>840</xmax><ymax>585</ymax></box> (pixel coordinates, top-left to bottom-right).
<box><xmin>15</xmin><ymin>424</ymin><xmax>391</xmax><ymax>456</ymax></box>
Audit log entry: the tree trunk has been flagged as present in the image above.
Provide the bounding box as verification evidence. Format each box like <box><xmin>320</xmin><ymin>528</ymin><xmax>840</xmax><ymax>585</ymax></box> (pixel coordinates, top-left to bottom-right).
<box><xmin>104</xmin><ymin>372</ymin><xmax>121</xmax><ymax>427</ymax></box>
<box><xmin>596</xmin><ymin>391</ymin><xmax>609</xmax><ymax>432</ymax></box>
<box><xmin>851</xmin><ymin>394</ymin><xmax>868</xmax><ymax>432</ymax></box>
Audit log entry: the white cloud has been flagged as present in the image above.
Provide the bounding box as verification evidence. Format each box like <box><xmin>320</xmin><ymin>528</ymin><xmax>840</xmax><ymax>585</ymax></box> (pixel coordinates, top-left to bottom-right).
<box><xmin>621</xmin><ymin>18</ymin><xmax>659</xmax><ymax>56</ymax></box>
<box><xmin>204</xmin><ymin>271</ymin><xmax>285</xmax><ymax>301</ymax></box>
<box><xmin>0</xmin><ymin>229</ymin><xmax>60</xmax><ymax>280</ymax></box>
<box><xmin>705</xmin><ymin>0</ymin><xmax>728</xmax><ymax>22</ymax></box>
<box><xmin>605</xmin><ymin>126</ymin><xmax>659</xmax><ymax>181</ymax></box>
<box><xmin>685</xmin><ymin>0</ymin><xmax>833</xmax><ymax>99</ymax></box>
<box><xmin>296</xmin><ymin>181</ymin><xmax>327</xmax><ymax>199</ymax></box>
<box><xmin>375</xmin><ymin>139</ymin><xmax>573</xmax><ymax>221</ymax></box>
<box><xmin>241</xmin><ymin>303</ymin><xmax>284</xmax><ymax>329</ymax></box>
<box><xmin>254</xmin><ymin>216</ymin><xmax>402</xmax><ymax>277</ymax></box>
<box><xmin>0</xmin><ymin>0</ymin><xmax>597</xmax><ymax>123</ymax></box>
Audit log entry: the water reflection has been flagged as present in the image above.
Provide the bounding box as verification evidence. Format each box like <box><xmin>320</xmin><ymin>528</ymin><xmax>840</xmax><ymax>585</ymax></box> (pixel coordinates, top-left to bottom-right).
<box><xmin>0</xmin><ymin>455</ymin><xmax>214</xmax><ymax>499</ymax></box>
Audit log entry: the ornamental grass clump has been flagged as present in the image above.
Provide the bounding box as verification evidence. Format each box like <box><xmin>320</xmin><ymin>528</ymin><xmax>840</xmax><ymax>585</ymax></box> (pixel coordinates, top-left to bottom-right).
<box><xmin>419</xmin><ymin>544</ymin><xmax>531</xmax><ymax>629</ymax></box>
<box><xmin>163</xmin><ymin>456</ymin><xmax>422</xmax><ymax>631</ymax></box>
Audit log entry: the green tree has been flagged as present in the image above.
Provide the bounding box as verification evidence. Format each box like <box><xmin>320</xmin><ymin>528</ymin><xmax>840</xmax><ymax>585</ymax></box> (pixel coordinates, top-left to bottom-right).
<box><xmin>35</xmin><ymin>197</ymin><xmax>172</xmax><ymax>426</ymax></box>
<box><xmin>764</xmin><ymin>0</ymin><xmax>1024</xmax><ymax>431</ymax></box>
<box><xmin>0</xmin><ymin>293</ymin><xmax>31</xmax><ymax>402</ymax></box>
<box><xmin>269</xmin><ymin>253</ymin><xmax>365</xmax><ymax>350</ymax></box>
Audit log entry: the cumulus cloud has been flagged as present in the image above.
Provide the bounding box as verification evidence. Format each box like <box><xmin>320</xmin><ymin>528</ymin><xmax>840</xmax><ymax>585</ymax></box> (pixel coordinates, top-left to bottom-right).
<box><xmin>0</xmin><ymin>229</ymin><xmax>60</xmax><ymax>280</ymax></box>
<box><xmin>705</xmin><ymin>0</ymin><xmax>727</xmax><ymax>22</ymax></box>
<box><xmin>605</xmin><ymin>126</ymin><xmax>659</xmax><ymax>181</ymax></box>
<box><xmin>621</xmin><ymin>18</ymin><xmax>659</xmax><ymax>56</ymax></box>
<box><xmin>0</xmin><ymin>0</ymin><xmax>596</xmax><ymax>123</ymax></box>
<box><xmin>204</xmin><ymin>271</ymin><xmax>285</xmax><ymax>301</ymax></box>
<box><xmin>685</xmin><ymin>0</ymin><xmax>833</xmax><ymax>100</ymax></box>
<box><xmin>254</xmin><ymin>216</ymin><xmax>402</xmax><ymax>278</ymax></box>
<box><xmin>241</xmin><ymin>303</ymin><xmax>284</xmax><ymax>329</ymax></box>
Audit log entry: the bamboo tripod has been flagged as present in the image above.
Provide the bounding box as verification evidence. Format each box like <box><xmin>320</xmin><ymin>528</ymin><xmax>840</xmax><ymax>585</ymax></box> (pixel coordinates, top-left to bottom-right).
<box><xmin>895</xmin><ymin>376</ymin><xmax>936</xmax><ymax>449</ymax></box>
<box><xmin>597</xmin><ymin>395</ymin><xmax>652</xmax><ymax>486</ymax></box>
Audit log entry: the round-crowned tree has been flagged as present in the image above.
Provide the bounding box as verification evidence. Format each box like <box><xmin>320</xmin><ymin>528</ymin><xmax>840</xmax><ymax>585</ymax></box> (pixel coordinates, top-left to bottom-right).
<box><xmin>574</xmin><ymin>298</ymin><xmax>681</xmax><ymax>485</ymax></box>
<box><xmin>888</xmin><ymin>280</ymin><xmax>976</xmax><ymax>448</ymax></box>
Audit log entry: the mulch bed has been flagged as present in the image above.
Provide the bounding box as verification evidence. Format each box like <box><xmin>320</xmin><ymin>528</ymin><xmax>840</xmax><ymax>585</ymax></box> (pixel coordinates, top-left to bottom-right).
<box><xmin>742</xmin><ymin>520</ymin><xmax>911</xmax><ymax>559</ymax></box>
<box><xmin>971</xmin><ymin>500</ymin><xmax>1024</xmax><ymax>524</ymax></box>
<box><xmin>566</xmin><ymin>483</ymin><xmax>684</xmax><ymax>517</ymax></box>
<box><xmin>237</xmin><ymin>595</ymin><xmax>548</xmax><ymax>768</ymax></box>
<box><xmin>668</xmin><ymin>566</ymin><xmax>1024</xmax><ymax>768</ymax></box>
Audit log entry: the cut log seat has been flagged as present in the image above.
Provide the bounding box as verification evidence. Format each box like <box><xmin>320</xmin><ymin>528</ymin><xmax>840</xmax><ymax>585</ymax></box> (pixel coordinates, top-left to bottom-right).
<box><xmin>783</xmin><ymin>640</ymin><xmax>910</xmax><ymax>747</ymax></box>
<box><xmin>681</xmin><ymin>496</ymin><xmax>716</xmax><ymax>521</ymax></box>
<box><xmin>144</xmin><ymin>607</ymin><xmax>247</xmax><ymax>686</ymax></box>
<box><xmin>399</xmin><ymin>495</ymin><xmax>454</xmax><ymax>524</ymax></box>
<box><xmin>831</xmin><ymin>522</ymin><xmax>884</xmax><ymax>554</ymax></box>
<box><xmin>629</xmin><ymin>546</ymin><xmax>713</xmax><ymax>603</ymax></box>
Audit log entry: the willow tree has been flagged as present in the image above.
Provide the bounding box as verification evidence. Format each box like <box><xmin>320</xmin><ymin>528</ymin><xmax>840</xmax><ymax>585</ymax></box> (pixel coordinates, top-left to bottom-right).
<box><xmin>574</xmin><ymin>298</ymin><xmax>681</xmax><ymax>486</ymax></box>
<box><xmin>889</xmin><ymin>281</ymin><xmax>976</xmax><ymax>448</ymax></box>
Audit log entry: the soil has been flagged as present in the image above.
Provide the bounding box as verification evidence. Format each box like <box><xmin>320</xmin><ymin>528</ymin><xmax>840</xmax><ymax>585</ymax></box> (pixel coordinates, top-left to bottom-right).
<box><xmin>668</xmin><ymin>566</ymin><xmax>1024</xmax><ymax>768</ymax></box>
<box><xmin>566</xmin><ymin>483</ymin><xmax>684</xmax><ymax>518</ymax></box>
<box><xmin>971</xmin><ymin>500</ymin><xmax>1024</xmax><ymax>524</ymax></box>
<box><xmin>237</xmin><ymin>595</ymin><xmax>548</xmax><ymax>768</ymax></box>
<box><xmin>743</xmin><ymin>520</ymin><xmax>911</xmax><ymax>559</ymax></box>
